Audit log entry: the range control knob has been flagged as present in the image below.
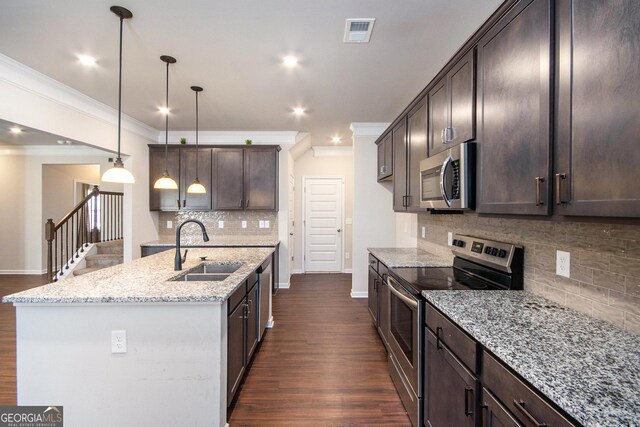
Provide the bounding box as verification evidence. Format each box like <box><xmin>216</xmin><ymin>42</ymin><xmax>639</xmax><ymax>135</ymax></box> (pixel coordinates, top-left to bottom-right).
<box><xmin>498</xmin><ymin>249</ymin><xmax>508</xmax><ymax>258</ymax></box>
<box><xmin>457</xmin><ymin>240</ymin><xmax>465</xmax><ymax>248</ymax></box>
<box><xmin>490</xmin><ymin>248</ymin><xmax>499</xmax><ymax>256</ymax></box>
<box><xmin>484</xmin><ymin>246</ymin><xmax>492</xmax><ymax>254</ymax></box>
<box><xmin>452</xmin><ymin>239</ymin><xmax>459</xmax><ymax>246</ymax></box>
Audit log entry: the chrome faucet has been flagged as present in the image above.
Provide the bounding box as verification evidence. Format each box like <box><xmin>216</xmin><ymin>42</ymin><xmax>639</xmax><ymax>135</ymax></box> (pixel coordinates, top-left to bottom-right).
<box><xmin>175</xmin><ymin>219</ymin><xmax>209</xmax><ymax>270</ymax></box>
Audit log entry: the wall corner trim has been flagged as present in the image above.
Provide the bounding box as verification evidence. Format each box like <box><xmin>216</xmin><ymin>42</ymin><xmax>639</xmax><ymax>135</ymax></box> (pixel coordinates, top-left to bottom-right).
<box><xmin>350</xmin><ymin>290</ymin><xmax>368</xmax><ymax>298</ymax></box>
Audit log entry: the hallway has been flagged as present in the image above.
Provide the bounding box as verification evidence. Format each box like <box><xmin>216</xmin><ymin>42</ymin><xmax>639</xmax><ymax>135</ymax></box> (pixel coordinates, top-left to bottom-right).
<box><xmin>229</xmin><ymin>273</ymin><xmax>411</xmax><ymax>426</ymax></box>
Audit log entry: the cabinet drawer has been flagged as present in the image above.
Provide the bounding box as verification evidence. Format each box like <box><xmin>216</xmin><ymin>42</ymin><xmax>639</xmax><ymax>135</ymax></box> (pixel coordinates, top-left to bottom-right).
<box><xmin>247</xmin><ymin>271</ymin><xmax>258</xmax><ymax>291</ymax></box>
<box><xmin>426</xmin><ymin>304</ymin><xmax>477</xmax><ymax>373</ymax></box>
<box><xmin>368</xmin><ymin>254</ymin><xmax>378</xmax><ymax>272</ymax></box>
<box><xmin>378</xmin><ymin>262</ymin><xmax>388</xmax><ymax>279</ymax></box>
<box><xmin>228</xmin><ymin>281</ymin><xmax>247</xmax><ymax>314</ymax></box>
<box><xmin>481</xmin><ymin>387</ymin><xmax>521</xmax><ymax>427</ymax></box>
<box><xmin>482</xmin><ymin>351</ymin><xmax>576</xmax><ymax>427</ymax></box>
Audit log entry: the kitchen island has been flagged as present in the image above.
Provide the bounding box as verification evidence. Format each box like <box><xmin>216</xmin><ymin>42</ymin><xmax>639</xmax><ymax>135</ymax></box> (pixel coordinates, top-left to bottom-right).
<box><xmin>3</xmin><ymin>247</ymin><xmax>275</xmax><ymax>427</ymax></box>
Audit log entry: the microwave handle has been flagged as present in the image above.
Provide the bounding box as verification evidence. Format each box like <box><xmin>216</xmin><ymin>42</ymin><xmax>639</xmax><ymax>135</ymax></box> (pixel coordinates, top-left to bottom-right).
<box><xmin>440</xmin><ymin>155</ymin><xmax>453</xmax><ymax>207</ymax></box>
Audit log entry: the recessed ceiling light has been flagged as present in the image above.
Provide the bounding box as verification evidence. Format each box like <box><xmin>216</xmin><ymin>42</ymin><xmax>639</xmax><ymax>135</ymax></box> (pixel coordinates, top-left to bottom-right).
<box><xmin>78</xmin><ymin>54</ymin><xmax>97</xmax><ymax>66</ymax></box>
<box><xmin>10</xmin><ymin>126</ymin><xmax>22</xmax><ymax>134</ymax></box>
<box><xmin>158</xmin><ymin>107</ymin><xmax>170</xmax><ymax>115</ymax></box>
<box><xmin>331</xmin><ymin>136</ymin><xmax>342</xmax><ymax>144</ymax></box>
<box><xmin>292</xmin><ymin>107</ymin><xmax>305</xmax><ymax>116</ymax></box>
<box><xmin>66</xmin><ymin>140</ymin><xmax>73</xmax><ymax>145</ymax></box>
<box><xmin>283</xmin><ymin>55</ymin><xmax>298</xmax><ymax>67</ymax></box>
<box><xmin>57</xmin><ymin>140</ymin><xmax>65</xmax><ymax>144</ymax></box>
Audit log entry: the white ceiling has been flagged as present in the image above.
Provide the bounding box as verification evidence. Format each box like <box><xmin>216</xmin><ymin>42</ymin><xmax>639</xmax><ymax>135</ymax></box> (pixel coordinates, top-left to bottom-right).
<box><xmin>0</xmin><ymin>0</ymin><xmax>502</xmax><ymax>146</ymax></box>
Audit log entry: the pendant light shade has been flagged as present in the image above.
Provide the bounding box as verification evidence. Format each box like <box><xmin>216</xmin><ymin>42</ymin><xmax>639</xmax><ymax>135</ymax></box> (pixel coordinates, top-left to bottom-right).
<box><xmin>187</xmin><ymin>85</ymin><xmax>206</xmax><ymax>194</ymax></box>
<box><xmin>103</xmin><ymin>6</ymin><xmax>135</xmax><ymax>184</ymax></box>
<box><xmin>153</xmin><ymin>55</ymin><xmax>178</xmax><ymax>190</ymax></box>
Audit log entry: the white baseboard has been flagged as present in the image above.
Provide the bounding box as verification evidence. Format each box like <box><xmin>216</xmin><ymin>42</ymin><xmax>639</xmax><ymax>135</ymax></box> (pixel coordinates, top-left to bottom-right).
<box><xmin>0</xmin><ymin>269</ymin><xmax>47</xmax><ymax>275</ymax></box>
<box><xmin>278</xmin><ymin>282</ymin><xmax>290</xmax><ymax>289</ymax></box>
<box><xmin>350</xmin><ymin>290</ymin><xmax>368</xmax><ymax>298</ymax></box>
<box><xmin>291</xmin><ymin>269</ymin><xmax>304</xmax><ymax>274</ymax></box>
<box><xmin>342</xmin><ymin>268</ymin><xmax>352</xmax><ymax>273</ymax></box>
<box><xmin>267</xmin><ymin>317</ymin><xmax>275</xmax><ymax>328</ymax></box>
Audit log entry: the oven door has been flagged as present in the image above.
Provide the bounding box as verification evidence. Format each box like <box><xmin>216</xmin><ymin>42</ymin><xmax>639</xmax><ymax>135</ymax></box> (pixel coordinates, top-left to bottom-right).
<box><xmin>387</xmin><ymin>275</ymin><xmax>422</xmax><ymax>397</ymax></box>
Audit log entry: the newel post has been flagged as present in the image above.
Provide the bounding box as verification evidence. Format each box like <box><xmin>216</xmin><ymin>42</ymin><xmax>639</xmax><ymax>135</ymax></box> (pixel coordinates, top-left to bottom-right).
<box><xmin>90</xmin><ymin>185</ymin><xmax>101</xmax><ymax>243</ymax></box>
<box><xmin>45</xmin><ymin>219</ymin><xmax>55</xmax><ymax>283</ymax></box>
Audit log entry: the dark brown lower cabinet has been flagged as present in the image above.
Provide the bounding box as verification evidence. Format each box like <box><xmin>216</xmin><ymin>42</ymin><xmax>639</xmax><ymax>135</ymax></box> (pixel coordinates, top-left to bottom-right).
<box><xmin>368</xmin><ymin>266</ymin><xmax>378</xmax><ymax>326</ymax></box>
<box><xmin>246</xmin><ymin>281</ymin><xmax>259</xmax><ymax>361</ymax></box>
<box><xmin>377</xmin><ymin>276</ymin><xmax>389</xmax><ymax>349</ymax></box>
<box><xmin>481</xmin><ymin>388</ymin><xmax>521</xmax><ymax>427</ymax></box>
<box><xmin>227</xmin><ymin>299</ymin><xmax>245</xmax><ymax>405</ymax></box>
<box><xmin>424</xmin><ymin>329</ymin><xmax>477</xmax><ymax>427</ymax></box>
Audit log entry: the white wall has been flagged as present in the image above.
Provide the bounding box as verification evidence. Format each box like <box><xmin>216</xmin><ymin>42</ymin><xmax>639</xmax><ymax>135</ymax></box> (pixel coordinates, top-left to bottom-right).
<box><xmin>293</xmin><ymin>147</ymin><xmax>354</xmax><ymax>273</ymax></box>
<box><xmin>0</xmin><ymin>152</ymin><xmax>26</xmax><ymax>272</ymax></box>
<box><xmin>395</xmin><ymin>212</ymin><xmax>418</xmax><ymax>247</ymax></box>
<box><xmin>0</xmin><ymin>55</ymin><xmax>159</xmax><ymax>270</ymax></box>
<box><xmin>350</xmin><ymin>123</ymin><xmax>396</xmax><ymax>297</ymax></box>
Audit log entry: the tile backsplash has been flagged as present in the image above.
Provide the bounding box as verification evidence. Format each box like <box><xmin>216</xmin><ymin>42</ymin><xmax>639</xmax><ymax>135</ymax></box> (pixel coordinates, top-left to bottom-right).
<box><xmin>159</xmin><ymin>211</ymin><xmax>278</xmax><ymax>239</ymax></box>
<box><xmin>418</xmin><ymin>213</ymin><xmax>640</xmax><ymax>335</ymax></box>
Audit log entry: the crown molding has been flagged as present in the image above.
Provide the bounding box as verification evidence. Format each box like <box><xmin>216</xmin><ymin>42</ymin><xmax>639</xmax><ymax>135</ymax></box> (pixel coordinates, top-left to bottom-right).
<box><xmin>0</xmin><ymin>144</ymin><xmax>114</xmax><ymax>157</ymax></box>
<box><xmin>0</xmin><ymin>54</ymin><xmax>158</xmax><ymax>141</ymax></box>
<box><xmin>349</xmin><ymin>122</ymin><xmax>390</xmax><ymax>138</ymax></box>
<box><xmin>311</xmin><ymin>146</ymin><xmax>353</xmax><ymax>157</ymax></box>
<box><xmin>161</xmin><ymin>131</ymin><xmax>300</xmax><ymax>145</ymax></box>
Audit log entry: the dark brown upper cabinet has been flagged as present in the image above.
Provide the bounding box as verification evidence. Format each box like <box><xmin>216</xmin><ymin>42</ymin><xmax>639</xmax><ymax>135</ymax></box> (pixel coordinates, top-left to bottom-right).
<box><xmin>212</xmin><ymin>147</ymin><xmax>279</xmax><ymax>211</ymax></box>
<box><xmin>476</xmin><ymin>0</ymin><xmax>552</xmax><ymax>216</ymax></box>
<box><xmin>212</xmin><ymin>148</ymin><xmax>245</xmax><ymax>210</ymax></box>
<box><xmin>244</xmin><ymin>148</ymin><xmax>278</xmax><ymax>210</ymax></box>
<box><xmin>428</xmin><ymin>50</ymin><xmax>476</xmax><ymax>157</ymax></box>
<box><xmin>392</xmin><ymin>99</ymin><xmax>428</xmax><ymax>213</ymax></box>
<box><xmin>149</xmin><ymin>146</ymin><xmax>181</xmax><ymax>211</ymax></box>
<box><xmin>555</xmin><ymin>0</ymin><xmax>640</xmax><ymax>218</ymax></box>
<box><xmin>180</xmin><ymin>147</ymin><xmax>212</xmax><ymax>211</ymax></box>
<box><xmin>376</xmin><ymin>131</ymin><xmax>393</xmax><ymax>182</ymax></box>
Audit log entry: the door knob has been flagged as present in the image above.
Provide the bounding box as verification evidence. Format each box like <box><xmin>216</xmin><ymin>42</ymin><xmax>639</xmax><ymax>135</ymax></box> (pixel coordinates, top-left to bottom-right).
<box><xmin>289</xmin><ymin>233</ymin><xmax>294</xmax><ymax>236</ymax></box>
<box><xmin>337</xmin><ymin>229</ymin><xmax>342</xmax><ymax>232</ymax></box>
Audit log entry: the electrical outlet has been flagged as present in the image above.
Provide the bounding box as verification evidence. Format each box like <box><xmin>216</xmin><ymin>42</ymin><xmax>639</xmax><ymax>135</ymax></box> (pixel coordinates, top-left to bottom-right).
<box><xmin>218</xmin><ymin>220</ymin><xmax>224</xmax><ymax>229</ymax></box>
<box><xmin>556</xmin><ymin>250</ymin><xmax>571</xmax><ymax>278</ymax></box>
<box><xmin>111</xmin><ymin>330</ymin><xmax>127</xmax><ymax>354</ymax></box>
<box><xmin>421</xmin><ymin>226</ymin><xmax>426</xmax><ymax>239</ymax></box>
<box><xmin>264</xmin><ymin>220</ymin><xmax>270</xmax><ymax>228</ymax></box>
<box><xmin>345</xmin><ymin>252</ymin><xmax>350</xmax><ymax>259</ymax></box>
<box><xmin>241</xmin><ymin>220</ymin><xmax>247</xmax><ymax>229</ymax></box>
<box><xmin>448</xmin><ymin>232</ymin><xmax>453</xmax><ymax>246</ymax></box>
<box><xmin>259</xmin><ymin>221</ymin><xmax>265</xmax><ymax>228</ymax></box>
<box><xmin>167</xmin><ymin>220</ymin><xmax>173</xmax><ymax>229</ymax></box>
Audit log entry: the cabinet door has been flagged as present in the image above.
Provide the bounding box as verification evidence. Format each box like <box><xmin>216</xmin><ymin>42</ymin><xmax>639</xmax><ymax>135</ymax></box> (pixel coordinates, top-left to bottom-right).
<box><xmin>476</xmin><ymin>0</ymin><xmax>552</xmax><ymax>215</ymax></box>
<box><xmin>481</xmin><ymin>388</ymin><xmax>522</xmax><ymax>427</ymax></box>
<box><xmin>377</xmin><ymin>132</ymin><xmax>393</xmax><ymax>181</ymax></box>
<box><xmin>424</xmin><ymin>329</ymin><xmax>477</xmax><ymax>427</ymax></box>
<box><xmin>227</xmin><ymin>299</ymin><xmax>246</xmax><ymax>406</ymax></box>
<box><xmin>428</xmin><ymin>79</ymin><xmax>449</xmax><ymax>157</ymax></box>
<box><xmin>449</xmin><ymin>49</ymin><xmax>475</xmax><ymax>146</ymax></box>
<box><xmin>368</xmin><ymin>266</ymin><xmax>378</xmax><ymax>326</ymax></box>
<box><xmin>392</xmin><ymin>119</ymin><xmax>408</xmax><ymax>211</ymax></box>
<box><xmin>244</xmin><ymin>148</ymin><xmax>278</xmax><ymax>210</ymax></box>
<box><xmin>377</xmin><ymin>273</ymin><xmax>389</xmax><ymax>349</ymax></box>
<box><xmin>407</xmin><ymin>99</ymin><xmax>427</xmax><ymax>212</ymax></box>
<box><xmin>213</xmin><ymin>148</ymin><xmax>244</xmax><ymax>210</ymax></box>
<box><xmin>149</xmin><ymin>146</ymin><xmax>180</xmax><ymax>211</ymax></box>
<box><xmin>246</xmin><ymin>282</ymin><xmax>259</xmax><ymax>362</ymax></box>
<box><xmin>180</xmin><ymin>147</ymin><xmax>212</xmax><ymax>210</ymax></box>
<box><xmin>555</xmin><ymin>0</ymin><xmax>640</xmax><ymax>217</ymax></box>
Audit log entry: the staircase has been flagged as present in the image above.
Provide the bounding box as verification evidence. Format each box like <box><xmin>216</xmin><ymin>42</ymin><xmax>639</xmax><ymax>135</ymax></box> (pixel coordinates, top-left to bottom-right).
<box><xmin>73</xmin><ymin>240</ymin><xmax>124</xmax><ymax>277</ymax></box>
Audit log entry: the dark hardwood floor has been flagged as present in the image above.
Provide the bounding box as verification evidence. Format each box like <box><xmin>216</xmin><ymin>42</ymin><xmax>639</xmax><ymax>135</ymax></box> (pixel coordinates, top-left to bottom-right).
<box><xmin>229</xmin><ymin>273</ymin><xmax>411</xmax><ymax>426</ymax></box>
<box><xmin>0</xmin><ymin>274</ymin><xmax>48</xmax><ymax>405</ymax></box>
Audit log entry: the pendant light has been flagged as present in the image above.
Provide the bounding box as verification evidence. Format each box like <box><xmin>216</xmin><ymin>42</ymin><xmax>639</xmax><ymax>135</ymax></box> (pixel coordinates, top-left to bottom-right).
<box><xmin>153</xmin><ymin>55</ymin><xmax>179</xmax><ymax>190</ymax></box>
<box><xmin>187</xmin><ymin>86</ymin><xmax>206</xmax><ymax>194</ymax></box>
<box><xmin>102</xmin><ymin>6</ymin><xmax>135</xmax><ymax>184</ymax></box>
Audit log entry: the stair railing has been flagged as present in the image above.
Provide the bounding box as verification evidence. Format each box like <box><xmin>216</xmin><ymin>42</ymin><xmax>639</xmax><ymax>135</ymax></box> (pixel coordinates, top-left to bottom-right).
<box><xmin>45</xmin><ymin>185</ymin><xmax>124</xmax><ymax>283</ymax></box>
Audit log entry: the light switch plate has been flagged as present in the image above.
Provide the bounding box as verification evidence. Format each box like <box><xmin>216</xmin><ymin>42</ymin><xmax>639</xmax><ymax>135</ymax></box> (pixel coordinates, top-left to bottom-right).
<box><xmin>111</xmin><ymin>330</ymin><xmax>127</xmax><ymax>354</ymax></box>
<box><xmin>421</xmin><ymin>227</ymin><xmax>426</xmax><ymax>239</ymax></box>
<box><xmin>167</xmin><ymin>220</ymin><xmax>173</xmax><ymax>229</ymax></box>
<box><xmin>218</xmin><ymin>220</ymin><xmax>224</xmax><ymax>229</ymax></box>
<box><xmin>241</xmin><ymin>221</ymin><xmax>247</xmax><ymax>229</ymax></box>
<box><xmin>259</xmin><ymin>221</ymin><xmax>265</xmax><ymax>228</ymax></box>
<box><xmin>448</xmin><ymin>232</ymin><xmax>453</xmax><ymax>246</ymax></box>
<box><xmin>556</xmin><ymin>250</ymin><xmax>571</xmax><ymax>278</ymax></box>
<box><xmin>264</xmin><ymin>220</ymin><xmax>270</xmax><ymax>228</ymax></box>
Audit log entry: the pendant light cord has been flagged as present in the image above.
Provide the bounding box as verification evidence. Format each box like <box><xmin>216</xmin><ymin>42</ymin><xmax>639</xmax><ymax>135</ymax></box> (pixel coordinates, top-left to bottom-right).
<box><xmin>195</xmin><ymin>90</ymin><xmax>199</xmax><ymax>180</ymax></box>
<box><xmin>164</xmin><ymin>61</ymin><xmax>170</xmax><ymax>172</ymax></box>
<box><xmin>117</xmin><ymin>14</ymin><xmax>124</xmax><ymax>162</ymax></box>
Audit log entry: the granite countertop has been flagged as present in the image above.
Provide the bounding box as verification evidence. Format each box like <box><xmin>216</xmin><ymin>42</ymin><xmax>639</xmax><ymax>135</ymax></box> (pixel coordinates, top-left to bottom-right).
<box><xmin>368</xmin><ymin>247</ymin><xmax>453</xmax><ymax>268</ymax></box>
<box><xmin>423</xmin><ymin>291</ymin><xmax>640</xmax><ymax>427</ymax></box>
<box><xmin>3</xmin><ymin>247</ymin><xmax>274</xmax><ymax>304</ymax></box>
<box><xmin>141</xmin><ymin>235</ymin><xmax>279</xmax><ymax>247</ymax></box>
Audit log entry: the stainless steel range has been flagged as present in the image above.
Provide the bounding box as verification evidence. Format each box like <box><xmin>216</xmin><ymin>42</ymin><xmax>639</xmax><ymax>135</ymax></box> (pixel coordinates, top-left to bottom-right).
<box><xmin>386</xmin><ymin>234</ymin><xmax>524</xmax><ymax>426</ymax></box>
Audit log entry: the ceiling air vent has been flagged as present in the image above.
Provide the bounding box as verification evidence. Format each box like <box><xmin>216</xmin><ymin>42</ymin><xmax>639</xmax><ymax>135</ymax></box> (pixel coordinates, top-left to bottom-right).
<box><xmin>344</xmin><ymin>18</ymin><xmax>375</xmax><ymax>43</ymax></box>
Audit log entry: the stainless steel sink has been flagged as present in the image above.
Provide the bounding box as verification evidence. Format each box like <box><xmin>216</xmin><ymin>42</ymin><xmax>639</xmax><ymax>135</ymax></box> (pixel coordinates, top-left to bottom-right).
<box><xmin>170</xmin><ymin>262</ymin><xmax>242</xmax><ymax>282</ymax></box>
<box><xmin>185</xmin><ymin>262</ymin><xmax>242</xmax><ymax>275</ymax></box>
<box><xmin>174</xmin><ymin>273</ymin><xmax>230</xmax><ymax>282</ymax></box>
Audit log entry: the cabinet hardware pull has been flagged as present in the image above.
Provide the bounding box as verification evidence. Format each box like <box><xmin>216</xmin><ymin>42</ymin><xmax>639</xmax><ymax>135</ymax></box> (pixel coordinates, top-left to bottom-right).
<box><xmin>535</xmin><ymin>177</ymin><xmax>545</xmax><ymax>206</ymax></box>
<box><xmin>240</xmin><ymin>199</ymin><xmax>243</xmax><ymax>208</ymax></box>
<box><xmin>481</xmin><ymin>405</ymin><xmax>489</xmax><ymax>427</ymax></box>
<box><xmin>464</xmin><ymin>388</ymin><xmax>474</xmax><ymax>416</ymax></box>
<box><xmin>436</xmin><ymin>326</ymin><xmax>443</xmax><ymax>350</ymax></box>
<box><xmin>441</xmin><ymin>128</ymin><xmax>446</xmax><ymax>144</ymax></box>
<box><xmin>183</xmin><ymin>199</ymin><xmax>186</xmax><ymax>208</ymax></box>
<box><xmin>555</xmin><ymin>173</ymin><xmax>567</xmax><ymax>205</ymax></box>
<box><xmin>246</xmin><ymin>199</ymin><xmax>250</xmax><ymax>208</ymax></box>
<box><xmin>176</xmin><ymin>199</ymin><xmax>181</xmax><ymax>210</ymax></box>
<box><xmin>247</xmin><ymin>299</ymin><xmax>252</xmax><ymax>315</ymax></box>
<box><xmin>512</xmin><ymin>399</ymin><xmax>545</xmax><ymax>427</ymax></box>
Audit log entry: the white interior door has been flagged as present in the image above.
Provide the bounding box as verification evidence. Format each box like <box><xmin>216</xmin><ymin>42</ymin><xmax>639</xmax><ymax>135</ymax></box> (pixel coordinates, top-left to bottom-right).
<box><xmin>288</xmin><ymin>174</ymin><xmax>295</xmax><ymax>276</ymax></box>
<box><xmin>304</xmin><ymin>177</ymin><xmax>343</xmax><ymax>272</ymax></box>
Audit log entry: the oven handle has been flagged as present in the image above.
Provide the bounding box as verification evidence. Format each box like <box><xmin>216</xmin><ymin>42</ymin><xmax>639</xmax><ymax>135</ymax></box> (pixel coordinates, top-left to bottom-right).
<box><xmin>440</xmin><ymin>155</ymin><xmax>453</xmax><ymax>207</ymax></box>
<box><xmin>387</xmin><ymin>276</ymin><xmax>418</xmax><ymax>309</ymax></box>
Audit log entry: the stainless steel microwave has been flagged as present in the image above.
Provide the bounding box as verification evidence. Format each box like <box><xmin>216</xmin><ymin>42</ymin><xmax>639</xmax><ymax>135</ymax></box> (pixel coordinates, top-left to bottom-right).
<box><xmin>419</xmin><ymin>142</ymin><xmax>475</xmax><ymax>210</ymax></box>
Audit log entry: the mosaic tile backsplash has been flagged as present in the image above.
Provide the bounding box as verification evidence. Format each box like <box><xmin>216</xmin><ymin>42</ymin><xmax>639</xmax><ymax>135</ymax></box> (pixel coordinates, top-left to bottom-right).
<box><xmin>418</xmin><ymin>213</ymin><xmax>640</xmax><ymax>335</ymax></box>
<box><xmin>158</xmin><ymin>211</ymin><xmax>278</xmax><ymax>239</ymax></box>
